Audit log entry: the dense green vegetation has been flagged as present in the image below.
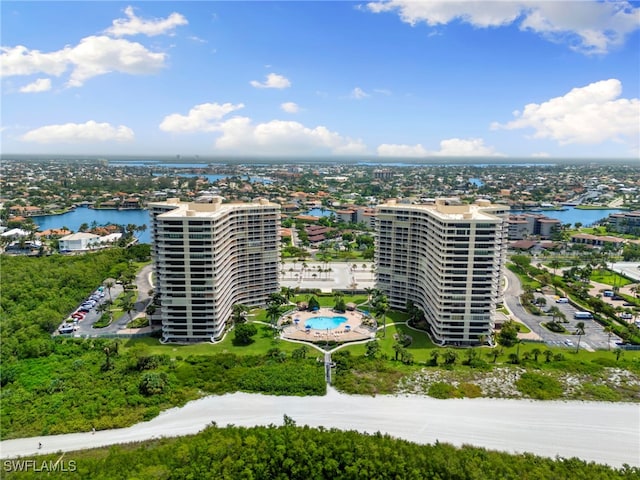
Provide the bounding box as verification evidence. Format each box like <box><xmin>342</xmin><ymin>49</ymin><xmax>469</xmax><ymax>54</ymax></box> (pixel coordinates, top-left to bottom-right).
<box><xmin>7</xmin><ymin>423</ymin><xmax>638</xmax><ymax>479</ymax></box>
<box><xmin>2</xmin><ymin>252</ymin><xmax>638</xmax><ymax>442</ymax></box>
<box><xmin>0</xmin><ymin>253</ymin><xmax>326</xmax><ymax>439</ymax></box>
<box><xmin>0</xmin><ymin>249</ymin><xmax>144</xmax><ymax>362</ymax></box>
<box><xmin>336</xmin><ymin>324</ymin><xmax>640</xmax><ymax>400</ymax></box>
<box><xmin>508</xmin><ymin>258</ymin><xmax>640</xmax><ymax>345</ymax></box>
<box><xmin>0</xmin><ymin>339</ymin><xmax>324</xmax><ymax>439</ymax></box>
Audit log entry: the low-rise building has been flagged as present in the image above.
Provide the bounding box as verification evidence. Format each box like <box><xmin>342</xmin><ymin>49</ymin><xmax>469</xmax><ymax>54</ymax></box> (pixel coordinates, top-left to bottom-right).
<box><xmin>59</xmin><ymin>232</ymin><xmax>101</xmax><ymax>252</ymax></box>
<box><xmin>607</xmin><ymin>210</ymin><xmax>640</xmax><ymax>235</ymax></box>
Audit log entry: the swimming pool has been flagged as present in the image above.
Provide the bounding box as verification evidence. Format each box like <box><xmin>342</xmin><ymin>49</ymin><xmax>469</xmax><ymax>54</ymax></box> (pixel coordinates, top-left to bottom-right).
<box><xmin>305</xmin><ymin>316</ymin><xmax>348</xmax><ymax>330</ymax></box>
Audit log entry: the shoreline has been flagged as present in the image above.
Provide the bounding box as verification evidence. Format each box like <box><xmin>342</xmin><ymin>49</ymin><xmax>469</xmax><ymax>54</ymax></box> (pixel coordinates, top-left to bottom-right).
<box><xmin>1</xmin><ymin>390</ymin><xmax>638</xmax><ymax>467</ymax></box>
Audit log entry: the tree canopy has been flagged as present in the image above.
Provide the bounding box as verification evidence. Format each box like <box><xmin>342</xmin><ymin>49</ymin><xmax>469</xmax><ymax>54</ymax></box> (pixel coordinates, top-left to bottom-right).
<box><xmin>36</xmin><ymin>423</ymin><xmax>638</xmax><ymax>480</ymax></box>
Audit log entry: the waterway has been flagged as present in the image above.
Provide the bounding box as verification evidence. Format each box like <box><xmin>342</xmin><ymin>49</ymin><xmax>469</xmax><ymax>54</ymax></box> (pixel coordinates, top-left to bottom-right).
<box><xmin>32</xmin><ymin>207</ymin><xmax>151</xmax><ymax>244</ymax></box>
<box><xmin>512</xmin><ymin>207</ymin><xmax>623</xmax><ymax>227</ymax></box>
<box><xmin>31</xmin><ymin>206</ymin><xmax>623</xmax><ymax>246</ymax></box>
<box><xmin>169</xmin><ymin>173</ymin><xmax>272</xmax><ymax>184</ymax></box>
<box><xmin>306</xmin><ymin>208</ymin><xmax>333</xmax><ymax>217</ymax></box>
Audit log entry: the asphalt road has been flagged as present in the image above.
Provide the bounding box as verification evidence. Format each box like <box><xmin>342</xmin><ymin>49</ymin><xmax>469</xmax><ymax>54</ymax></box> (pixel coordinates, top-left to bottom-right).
<box><xmin>503</xmin><ymin>268</ymin><xmax>621</xmax><ymax>350</ymax></box>
<box><xmin>60</xmin><ymin>264</ymin><xmax>154</xmax><ymax>337</ymax></box>
<box><xmin>1</xmin><ymin>389</ymin><xmax>637</xmax><ymax>468</ymax></box>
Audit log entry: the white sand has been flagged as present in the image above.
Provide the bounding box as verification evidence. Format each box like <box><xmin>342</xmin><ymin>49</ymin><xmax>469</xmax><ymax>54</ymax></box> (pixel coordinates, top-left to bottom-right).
<box><xmin>1</xmin><ymin>389</ymin><xmax>638</xmax><ymax>467</ymax></box>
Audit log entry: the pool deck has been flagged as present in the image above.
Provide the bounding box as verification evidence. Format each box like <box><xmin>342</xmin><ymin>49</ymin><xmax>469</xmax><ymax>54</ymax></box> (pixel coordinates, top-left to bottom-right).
<box><xmin>279</xmin><ymin>307</ymin><xmax>376</xmax><ymax>343</ymax></box>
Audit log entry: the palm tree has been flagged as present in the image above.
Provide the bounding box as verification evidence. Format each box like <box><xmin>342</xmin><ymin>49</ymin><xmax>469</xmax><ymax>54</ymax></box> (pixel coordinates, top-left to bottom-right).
<box><xmin>121</xmin><ymin>298</ymin><xmax>135</xmax><ymax>322</ymax></box>
<box><xmin>232</xmin><ymin>303</ymin><xmax>250</xmax><ymax>324</ymax></box>
<box><xmin>145</xmin><ymin>303</ymin><xmax>157</xmax><ymax>322</ymax></box>
<box><xmin>548</xmin><ymin>306</ymin><xmax>562</xmax><ymax>327</ymax></box>
<box><xmin>489</xmin><ymin>347</ymin><xmax>503</xmax><ymax>363</ymax></box>
<box><xmin>266</xmin><ymin>303</ymin><xmax>281</xmax><ymax>325</ymax></box>
<box><xmin>268</xmin><ymin>292</ymin><xmax>286</xmax><ymax>306</ymax></box>
<box><xmin>531</xmin><ymin>348</ymin><xmax>542</xmax><ymax>363</ymax></box>
<box><xmin>614</xmin><ymin>348</ymin><xmax>624</xmax><ymax>362</ymax></box>
<box><xmin>543</xmin><ymin>350</ymin><xmax>554</xmax><ymax>363</ymax></box>
<box><xmin>575</xmin><ymin>321</ymin><xmax>586</xmax><ymax>353</ymax></box>
<box><xmin>364</xmin><ymin>287</ymin><xmax>375</xmax><ymax>306</ymax></box>
<box><xmin>97</xmin><ymin>301</ymin><xmax>113</xmax><ymax>323</ymax></box>
<box><xmin>373</xmin><ymin>294</ymin><xmax>388</xmax><ymax>337</ymax></box>
<box><xmin>443</xmin><ymin>349</ymin><xmax>458</xmax><ymax>365</ymax></box>
<box><xmin>549</xmin><ymin>257</ymin><xmax>561</xmax><ymax>276</ymax></box>
<box><xmin>430</xmin><ymin>349</ymin><xmax>440</xmax><ymax>366</ymax></box>
<box><xmin>392</xmin><ymin>343</ymin><xmax>405</xmax><ymax>361</ymax></box>
<box><xmin>603</xmin><ymin>325</ymin><xmax>614</xmax><ymax>351</ymax></box>
<box><xmin>280</xmin><ymin>286</ymin><xmax>294</xmax><ymax>304</ymax></box>
<box><xmin>103</xmin><ymin>279</ymin><xmax>115</xmax><ymax>301</ymax></box>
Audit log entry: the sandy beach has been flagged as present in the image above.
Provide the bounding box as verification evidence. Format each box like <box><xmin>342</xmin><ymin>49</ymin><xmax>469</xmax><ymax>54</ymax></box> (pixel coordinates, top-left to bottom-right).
<box><xmin>1</xmin><ymin>388</ymin><xmax>638</xmax><ymax>467</ymax></box>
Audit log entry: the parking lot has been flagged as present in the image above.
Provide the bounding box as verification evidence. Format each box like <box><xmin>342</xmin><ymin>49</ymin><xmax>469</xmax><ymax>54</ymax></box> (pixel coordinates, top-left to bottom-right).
<box><xmin>55</xmin><ymin>282</ymin><xmax>127</xmax><ymax>337</ymax></box>
<box><xmin>504</xmin><ymin>268</ymin><xmax>621</xmax><ymax>351</ymax></box>
<box><xmin>536</xmin><ymin>293</ymin><xmax>617</xmax><ymax>351</ymax></box>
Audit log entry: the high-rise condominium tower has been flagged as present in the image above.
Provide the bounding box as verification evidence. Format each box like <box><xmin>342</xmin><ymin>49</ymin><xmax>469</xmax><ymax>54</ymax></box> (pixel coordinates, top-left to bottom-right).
<box><xmin>375</xmin><ymin>199</ymin><xmax>509</xmax><ymax>346</ymax></box>
<box><xmin>149</xmin><ymin>197</ymin><xmax>280</xmax><ymax>343</ymax></box>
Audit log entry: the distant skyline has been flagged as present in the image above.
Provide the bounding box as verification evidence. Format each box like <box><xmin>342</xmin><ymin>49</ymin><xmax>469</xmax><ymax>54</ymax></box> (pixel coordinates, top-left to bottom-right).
<box><xmin>2</xmin><ymin>1</ymin><xmax>639</xmax><ymax>158</ymax></box>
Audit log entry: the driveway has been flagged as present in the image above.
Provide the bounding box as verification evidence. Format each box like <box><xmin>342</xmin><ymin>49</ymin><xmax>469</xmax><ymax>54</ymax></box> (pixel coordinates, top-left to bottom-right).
<box><xmin>502</xmin><ymin>269</ymin><xmax>621</xmax><ymax>350</ymax></box>
<box><xmin>68</xmin><ymin>264</ymin><xmax>154</xmax><ymax>338</ymax></box>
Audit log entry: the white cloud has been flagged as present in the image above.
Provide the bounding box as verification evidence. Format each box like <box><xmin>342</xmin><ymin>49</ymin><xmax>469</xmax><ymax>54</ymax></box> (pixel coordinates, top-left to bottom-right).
<box><xmin>377</xmin><ymin>143</ymin><xmax>428</xmax><ymax>157</ymax></box>
<box><xmin>250</xmin><ymin>73</ymin><xmax>291</xmax><ymax>89</ymax></box>
<box><xmin>1</xmin><ymin>45</ymin><xmax>69</xmax><ymax>77</ymax></box>
<box><xmin>434</xmin><ymin>138</ymin><xmax>503</xmax><ymax>156</ymax></box>
<box><xmin>367</xmin><ymin>0</ymin><xmax>521</xmax><ymax>27</ymax></box>
<box><xmin>66</xmin><ymin>36</ymin><xmax>166</xmax><ymax>87</ymax></box>
<box><xmin>160</xmin><ymin>102</ymin><xmax>365</xmax><ymax>155</ymax></box>
<box><xmin>21</xmin><ymin>120</ymin><xmax>134</xmax><ymax>143</ymax></box>
<box><xmin>105</xmin><ymin>6</ymin><xmax>188</xmax><ymax>37</ymax></box>
<box><xmin>531</xmin><ymin>152</ymin><xmax>550</xmax><ymax>158</ymax></box>
<box><xmin>19</xmin><ymin>78</ymin><xmax>51</xmax><ymax>93</ymax></box>
<box><xmin>1</xmin><ymin>36</ymin><xmax>166</xmax><ymax>87</ymax></box>
<box><xmin>492</xmin><ymin>79</ymin><xmax>640</xmax><ymax>146</ymax></box>
<box><xmin>188</xmin><ymin>36</ymin><xmax>207</xmax><ymax>44</ymax></box>
<box><xmin>366</xmin><ymin>1</ymin><xmax>640</xmax><ymax>54</ymax></box>
<box><xmin>377</xmin><ymin>138</ymin><xmax>503</xmax><ymax>157</ymax></box>
<box><xmin>213</xmin><ymin>117</ymin><xmax>367</xmax><ymax>155</ymax></box>
<box><xmin>159</xmin><ymin>102</ymin><xmax>245</xmax><ymax>132</ymax></box>
<box><xmin>351</xmin><ymin>87</ymin><xmax>370</xmax><ymax>100</ymax></box>
<box><xmin>280</xmin><ymin>102</ymin><xmax>299</xmax><ymax>113</ymax></box>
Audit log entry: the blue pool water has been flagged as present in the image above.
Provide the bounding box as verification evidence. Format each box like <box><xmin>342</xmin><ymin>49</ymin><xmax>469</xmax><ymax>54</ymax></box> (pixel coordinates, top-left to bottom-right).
<box><xmin>305</xmin><ymin>316</ymin><xmax>348</xmax><ymax>330</ymax></box>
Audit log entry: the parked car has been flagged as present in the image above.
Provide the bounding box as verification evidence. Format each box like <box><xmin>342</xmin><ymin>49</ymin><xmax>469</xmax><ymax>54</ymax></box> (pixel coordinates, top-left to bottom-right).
<box><xmin>58</xmin><ymin>324</ymin><xmax>75</xmax><ymax>334</ymax></box>
<box><xmin>556</xmin><ymin>297</ymin><xmax>569</xmax><ymax>303</ymax></box>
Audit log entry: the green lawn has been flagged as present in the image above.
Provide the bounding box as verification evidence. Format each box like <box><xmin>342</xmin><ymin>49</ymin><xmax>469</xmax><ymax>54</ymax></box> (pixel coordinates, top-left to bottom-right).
<box><xmin>125</xmin><ymin>304</ymin><xmax>640</xmax><ymax>372</ymax></box>
<box><xmin>507</xmin><ymin>264</ymin><xmax>542</xmax><ymax>290</ymax></box>
<box><xmin>123</xmin><ymin>324</ymin><xmax>303</xmax><ymax>357</ymax></box>
<box><xmin>590</xmin><ymin>270</ymin><xmax>633</xmax><ymax>287</ymax></box>
<box><xmin>341</xmin><ymin>321</ymin><xmax>434</xmax><ymax>362</ymax></box>
<box><xmin>290</xmin><ymin>294</ymin><xmax>369</xmax><ymax>307</ymax></box>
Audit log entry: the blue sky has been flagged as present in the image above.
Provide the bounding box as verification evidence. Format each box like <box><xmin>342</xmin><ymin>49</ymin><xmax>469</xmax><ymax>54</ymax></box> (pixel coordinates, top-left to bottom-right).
<box><xmin>2</xmin><ymin>1</ymin><xmax>639</xmax><ymax>158</ymax></box>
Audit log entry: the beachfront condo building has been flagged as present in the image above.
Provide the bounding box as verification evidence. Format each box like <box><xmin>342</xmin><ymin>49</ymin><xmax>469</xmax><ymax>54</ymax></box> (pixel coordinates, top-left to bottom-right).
<box><xmin>375</xmin><ymin>199</ymin><xmax>509</xmax><ymax>346</ymax></box>
<box><xmin>149</xmin><ymin>197</ymin><xmax>280</xmax><ymax>343</ymax></box>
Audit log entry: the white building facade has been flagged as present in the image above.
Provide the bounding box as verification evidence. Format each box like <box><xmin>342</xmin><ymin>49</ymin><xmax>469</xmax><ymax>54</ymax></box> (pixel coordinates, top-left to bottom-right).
<box><xmin>150</xmin><ymin>197</ymin><xmax>280</xmax><ymax>343</ymax></box>
<box><xmin>59</xmin><ymin>232</ymin><xmax>101</xmax><ymax>252</ymax></box>
<box><xmin>375</xmin><ymin>199</ymin><xmax>509</xmax><ymax>346</ymax></box>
